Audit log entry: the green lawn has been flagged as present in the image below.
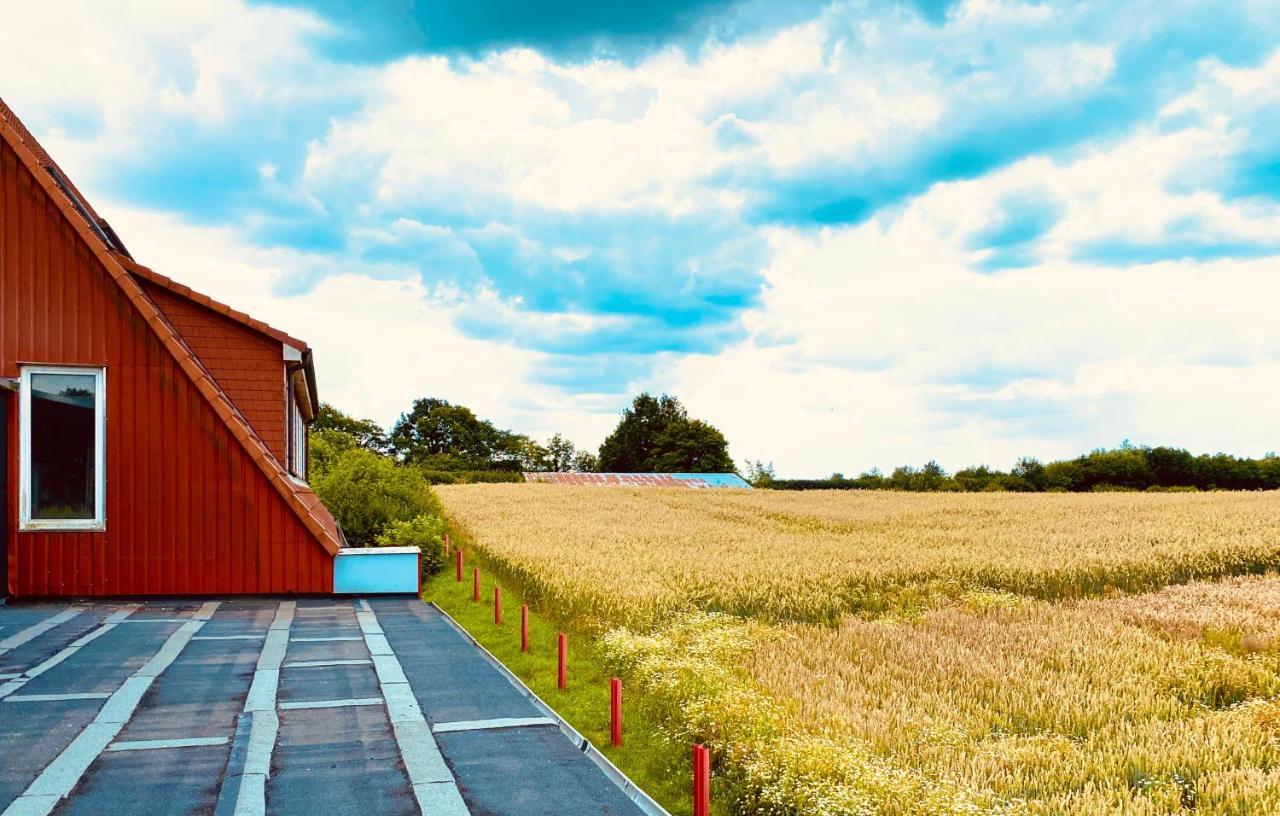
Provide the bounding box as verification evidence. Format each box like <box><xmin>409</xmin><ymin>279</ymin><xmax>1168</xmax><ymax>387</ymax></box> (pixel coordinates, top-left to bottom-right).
<box><xmin>424</xmin><ymin>554</ymin><xmax>710</xmax><ymax>816</ymax></box>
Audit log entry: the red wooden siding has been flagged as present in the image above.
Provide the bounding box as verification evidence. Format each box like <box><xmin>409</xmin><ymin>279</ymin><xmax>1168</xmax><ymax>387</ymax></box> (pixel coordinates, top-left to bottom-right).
<box><xmin>0</xmin><ymin>137</ymin><xmax>333</xmax><ymax>596</ymax></box>
<box><xmin>141</xmin><ymin>280</ymin><xmax>289</xmax><ymax>462</ymax></box>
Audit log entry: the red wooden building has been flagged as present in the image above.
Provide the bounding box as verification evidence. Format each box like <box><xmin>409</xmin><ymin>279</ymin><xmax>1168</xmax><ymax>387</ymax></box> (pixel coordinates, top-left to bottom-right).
<box><xmin>0</xmin><ymin>98</ymin><xmax>345</xmax><ymax>598</ymax></box>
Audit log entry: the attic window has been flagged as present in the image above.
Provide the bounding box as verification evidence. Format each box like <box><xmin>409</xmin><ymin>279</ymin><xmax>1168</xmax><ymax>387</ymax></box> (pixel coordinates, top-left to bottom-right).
<box><xmin>19</xmin><ymin>366</ymin><xmax>106</xmax><ymax>531</ymax></box>
<box><xmin>287</xmin><ymin>384</ymin><xmax>307</xmax><ymax>480</ymax></box>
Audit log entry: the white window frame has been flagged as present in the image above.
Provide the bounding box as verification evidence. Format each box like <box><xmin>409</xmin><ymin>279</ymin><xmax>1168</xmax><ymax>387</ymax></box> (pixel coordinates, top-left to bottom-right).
<box><xmin>287</xmin><ymin>383</ymin><xmax>307</xmax><ymax>482</ymax></box>
<box><xmin>18</xmin><ymin>365</ymin><xmax>107</xmax><ymax>532</ymax></box>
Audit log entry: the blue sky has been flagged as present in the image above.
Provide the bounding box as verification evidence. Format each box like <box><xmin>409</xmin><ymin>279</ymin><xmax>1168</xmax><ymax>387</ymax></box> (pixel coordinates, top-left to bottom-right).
<box><xmin>3</xmin><ymin>0</ymin><xmax>1280</xmax><ymax>475</ymax></box>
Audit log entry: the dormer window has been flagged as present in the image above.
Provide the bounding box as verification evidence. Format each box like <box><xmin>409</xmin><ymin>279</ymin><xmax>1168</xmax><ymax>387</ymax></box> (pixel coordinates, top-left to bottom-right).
<box><xmin>287</xmin><ymin>383</ymin><xmax>307</xmax><ymax>480</ymax></box>
<box><xmin>283</xmin><ymin>344</ymin><xmax>313</xmax><ymax>482</ymax></box>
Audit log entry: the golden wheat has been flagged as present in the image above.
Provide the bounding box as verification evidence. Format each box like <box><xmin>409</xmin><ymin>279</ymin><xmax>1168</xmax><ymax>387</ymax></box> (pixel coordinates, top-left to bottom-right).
<box><xmin>748</xmin><ymin>580</ymin><xmax>1280</xmax><ymax>813</ymax></box>
<box><xmin>436</xmin><ymin>485</ymin><xmax>1280</xmax><ymax>814</ymax></box>
<box><xmin>436</xmin><ymin>485</ymin><xmax>1280</xmax><ymax>626</ymax></box>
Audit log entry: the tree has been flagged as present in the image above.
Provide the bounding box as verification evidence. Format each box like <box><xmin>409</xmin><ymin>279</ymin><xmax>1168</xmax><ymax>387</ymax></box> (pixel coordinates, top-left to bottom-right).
<box><xmin>853</xmin><ymin>468</ymin><xmax>888</xmax><ymax>489</ymax></box>
<box><xmin>494</xmin><ymin>434</ymin><xmax>550</xmax><ymax>472</ymax></box>
<box><xmin>390</xmin><ymin>397</ymin><xmax>546</xmax><ymax>470</ymax></box>
<box><xmin>391</xmin><ymin>398</ymin><xmax>500</xmax><ymax>466</ymax></box>
<box><xmin>546</xmin><ymin>434</ymin><xmax>577</xmax><ymax>472</ymax></box>
<box><xmin>1075</xmin><ymin>447</ymin><xmax>1153</xmax><ymax>490</ymax></box>
<box><xmin>314</xmin><ymin>403</ymin><xmax>389</xmax><ymax>454</ymax></box>
<box><xmin>597</xmin><ymin>393</ymin><xmax>687</xmax><ymax>472</ymax></box>
<box><xmin>650</xmin><ymin>418</ymin><xmax>734</xmax><ymax>472</ymax></box>
<box><xmin>743</xmin><ymin>460</ymin><xmax>776</xmax><ymax>487</ymax></box>
<box><xmin>597</xmin><ymin>393</ymin><xmax>734</xmax><ymax>473</ymax></box>
<box><xmin>1145</xmin><ymin>446</ymin><xmax>1196</xmax><ymax>487</ymax></box>
<box><xmin>1012</xmin><ymin>457</ymin><xmax>1047</xmax><ymax>491</ymax></box>
<box><xmin>571</xmin><ymin>450</ymin><xmax>599</xmax><ymax>473</ymax></box>
<box><xmin>954</xmin><ymin>465</ymin><xmax>1000</xmax><ymax>492</ymax></box>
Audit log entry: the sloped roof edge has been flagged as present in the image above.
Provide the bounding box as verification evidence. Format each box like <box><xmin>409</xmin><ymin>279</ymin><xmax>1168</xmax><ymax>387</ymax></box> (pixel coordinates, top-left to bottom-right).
<box><xmin>0</xmin><ymin>106</ymin><xmax>341</xmax><ymax>557</ymax></box>
<box><xmin>123</xmin><ymin>257</ymin><xmax>309</xmax><ymax>351</ymax></box>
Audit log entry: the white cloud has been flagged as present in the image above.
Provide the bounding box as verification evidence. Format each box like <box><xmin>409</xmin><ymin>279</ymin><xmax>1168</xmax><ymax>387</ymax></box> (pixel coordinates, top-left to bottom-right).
<box><xmin>103</xmin><ymin>204</ymin><xmax>622</xmax><ymax>443</ymax></box>
<box><xmin>5</xmin><ymin>0</ymin><xmax>1280</xmax><ymax>478</ymax></box>
<box><xmin>0</xmin><ymin>2</ymin><xmax>334</xmax><ymax>151</ymax></box>
<box><xmin>664</xmin><ymin>110</ymin><xmax>1280</xmax><ymax>475</ymax></box>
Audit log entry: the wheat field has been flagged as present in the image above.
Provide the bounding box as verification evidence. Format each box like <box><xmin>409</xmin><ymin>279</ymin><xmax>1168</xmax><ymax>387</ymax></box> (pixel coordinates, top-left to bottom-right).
<box><xmin>436</xmin><ymin>485</ymin><xmax>1280</xmax><ymax>626</ymax></box>
<box><xmin>749</xmin><ymin>578</ymin><xmax>1280</xmax><ymax>814</ymax></box>
<box><xmin>437</xmin><ymin>485</ymin><xmax>1280</xmax><ymax>814</ymax></box>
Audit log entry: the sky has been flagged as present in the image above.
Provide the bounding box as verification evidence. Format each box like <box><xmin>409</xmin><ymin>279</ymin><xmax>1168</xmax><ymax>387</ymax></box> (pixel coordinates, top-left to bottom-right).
<box><xmin>3</xmin><ymin>0</ymin><xmax>1279</xmax><ymax>477</ymax></box>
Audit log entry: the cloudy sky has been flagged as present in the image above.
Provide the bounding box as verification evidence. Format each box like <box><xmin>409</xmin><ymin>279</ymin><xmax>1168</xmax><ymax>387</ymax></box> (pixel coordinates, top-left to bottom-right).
<box><xmin>4</xmin><ymin>1</ymin><xmax>1279</xmax><ymax>476</ymax></box>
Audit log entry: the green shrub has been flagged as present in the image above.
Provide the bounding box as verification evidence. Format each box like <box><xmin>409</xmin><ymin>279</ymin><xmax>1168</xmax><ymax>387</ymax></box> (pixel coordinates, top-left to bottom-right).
<box><xmin>308</xmin><ymin>427</ymin><xmax>360</xmax><ymax>481</ymax></box>
<box><xmin>376</xmin><ymin>514</ymin><xmax>447</xmax><ymax>577</ymax></box>
<box><xmin>311</xmin><ymin>447</ymin><xmax>441</xmax><ymax>546</ymax></box>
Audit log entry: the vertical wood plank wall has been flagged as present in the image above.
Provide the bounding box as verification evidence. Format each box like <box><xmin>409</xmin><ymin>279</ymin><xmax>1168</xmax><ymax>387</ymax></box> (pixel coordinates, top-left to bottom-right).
<box><xmin>0</xmin><ymin>139</ymin><xmax>333</xmax><ymax>596</ymax></box>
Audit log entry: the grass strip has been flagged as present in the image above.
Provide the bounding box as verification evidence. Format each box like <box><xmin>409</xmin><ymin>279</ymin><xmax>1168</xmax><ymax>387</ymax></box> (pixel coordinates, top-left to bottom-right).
<box><xmin>424</xmin><ymin>562</ymin><xmax>717</xmax><ymax>816</ymax></box>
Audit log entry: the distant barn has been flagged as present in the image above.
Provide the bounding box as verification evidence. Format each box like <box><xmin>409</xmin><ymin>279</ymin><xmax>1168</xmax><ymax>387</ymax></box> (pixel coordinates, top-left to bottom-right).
<box><xmin>524</xmin><ymin>473</ymin><xmax>750</xmax><ymax>489</ymax></box>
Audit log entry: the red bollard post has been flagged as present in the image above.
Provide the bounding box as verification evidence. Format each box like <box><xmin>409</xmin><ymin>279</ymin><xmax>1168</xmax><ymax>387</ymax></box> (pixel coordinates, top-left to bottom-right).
<box><xmin>557</xmin><ymin>632</ymin><xmax>567</xmax><ymax>690</ymax></box>
<box><xmin>693</xmin><ymin>744</ymin><xmax>710</xmax><ymax>816</ymax></box>
<box><xmin>610</xmin><ymin>677</ymin><xmax>623</xmax><ymax>747</ymax></box>
<box><xmin>472</xmin><ymin>568</ymin><xmax>480</xmax><ymax>603</ymax></box>
<box><xmin>455</xmin><ymin>548</ymin><xmax>463</xmax><ymax>582</ymax></box>
<box><xmin>494</xmin><ymin>586</ymin><xmax>502</xmax><ymax>625</ymax></box>
<box><xmin>520</xmin><ymin>605</ymin><xmax>529</xmax><ymax>653</ymax></box>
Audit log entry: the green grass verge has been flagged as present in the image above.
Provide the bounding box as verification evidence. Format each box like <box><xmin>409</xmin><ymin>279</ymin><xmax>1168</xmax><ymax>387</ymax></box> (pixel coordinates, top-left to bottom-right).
<box><xmin>424</xmin><ymin>562</ymin><xmax>714</xmax><ymax>816</ymax></box>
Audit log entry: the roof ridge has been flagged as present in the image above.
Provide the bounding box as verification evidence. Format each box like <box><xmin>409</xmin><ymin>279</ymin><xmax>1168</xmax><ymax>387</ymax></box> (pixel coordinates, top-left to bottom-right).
<box><xmin>0</xmin><ymin>104</ymin><xmax>341</xmax><ymax>557</ymax></box>
<box><xmin>124</xmin><ymin>257</ymin><xmax>309</xmax><ymax>351</ymax></box>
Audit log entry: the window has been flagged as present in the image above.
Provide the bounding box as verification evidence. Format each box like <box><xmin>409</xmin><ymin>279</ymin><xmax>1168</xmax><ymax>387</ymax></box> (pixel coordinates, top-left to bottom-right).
<box><xmin>19</xmin><ymin>366</ymin><xmax>106</xmax><ymax>531</ymax></box>
<box><xmin>287</xmin><ymin>384</ymin><xmax>307</xmax><ymax>480</ymax></box>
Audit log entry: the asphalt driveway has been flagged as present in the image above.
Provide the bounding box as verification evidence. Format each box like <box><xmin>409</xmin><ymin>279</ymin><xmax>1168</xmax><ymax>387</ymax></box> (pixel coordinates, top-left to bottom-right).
<box><xmin>0</xmin><ymin>598</ymin><xmax>660</xmax><ymax>816</ymax></box>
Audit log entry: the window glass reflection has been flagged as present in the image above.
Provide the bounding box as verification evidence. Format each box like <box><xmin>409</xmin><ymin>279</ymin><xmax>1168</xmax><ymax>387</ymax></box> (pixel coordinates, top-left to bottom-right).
<box><xmin>30</xmin><ymin>373</ymin><xmax>97</xmax><ymax>520</ymax></box>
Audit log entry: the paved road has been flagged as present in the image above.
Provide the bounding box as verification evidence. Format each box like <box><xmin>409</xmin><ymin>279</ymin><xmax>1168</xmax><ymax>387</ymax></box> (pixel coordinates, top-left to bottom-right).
<box><xmin>0</xmin><ymin>598</ymin><xmax>658</xmax><ymax>816</ymax></box>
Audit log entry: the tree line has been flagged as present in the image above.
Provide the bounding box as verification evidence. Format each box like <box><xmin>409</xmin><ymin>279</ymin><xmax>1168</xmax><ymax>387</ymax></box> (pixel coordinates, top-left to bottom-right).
<box><xmin>314</xmin><ymin>396</ymin><xmax>1276</xmax><ymax>493</ymax></box>
<box><xmin>759</xmin><ymin>442</ymin><xmax>1280</xmax><ymax>492</ymax></box>
<box><xmin>312</xmin><ymin>391</ymin><xmax>733</xmax><ymax>484</ymax></box>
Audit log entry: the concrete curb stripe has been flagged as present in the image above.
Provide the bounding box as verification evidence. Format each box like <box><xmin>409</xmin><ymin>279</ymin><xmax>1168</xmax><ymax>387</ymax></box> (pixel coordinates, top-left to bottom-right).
<box><xmin>4</xmin><ymin>693</ymin><xmax>112</xmax><ymax>703</ymax></box>
<box><xmin>288</xmin><ymin>636</ymin><xmax>363</xmax><ymax>642</ymax></box>
<box><xmin>354</xmin><ymin>611</ymin><xmax>383</xmax><ymax>635</ymax></box>
<box><xmin>432</xmin><ymin>716</ymin><xmax>558</xmax><ymax>734</ymax></box>
<box><xmin>116</xmin><ymin>618</ymin><xmax>194</xmax><ymax>624</ymax></box>
<box><xmin>357</xmin><ymin>600</ymin><xmax>469</xmax><ymax>816</ymax></box>
<box><xmin>212</xmin><ymin>712</ymin><xmax>255</xmax><ymax>816</ymax></box>
<box><xmin>363</xmin><ymin>634</ymin><xmax>393</xmax><ymax>655</ymax></box>
<box><xmin>283</xmin><ymin>659</ymin><xmax>372</xmax><ymax>669</ymax></box>
<box><xmin>369</xmin><ymin>655</ymin><xmax>407</xmax><ymax>685</ymax></box>
<box><xmin>0</xmin><ymin>606</ymin><xmax>139</xmax><ymax>700</ymax></box>
<box><xmin>242</xmin><ymin>670</ymin><xmax>278</xmax><ymax>714</ymax></box>
<box><xmin>241</xmin><ymin>711</ymin><xmax>278</xmax><ymax>778</ymax></box>
<box><xmin>107</xmin><ymin>736</ymin><xmax>229</xmax><ymax>752</ymax></box>
<box><xmin>277</xmin><ymin>697</ymin><xmax>383</xmax><ymax>711</ymax></box>
<box><xmin>230</xmin><ymin>601</ymin><xmax>295</xmax><ymax>816</ymax></box>
<box><xmin>233</xmin><ymin>776</ymin><xmax>265</xmax><ymax>816</ymax></box>
<box><xmin>0</xmin><ymin>608</ymin><xmax>85</xmax><ymax>656</ymax></box>
<box><xmin>0</xmin><ymin>602</ymin><xmax>219</xmax><ymax>816</ymax></box>
<box><xmin>0</xmin><ymin>795</ymin><xmax>59</xmax><ymax>816</ymax></box>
